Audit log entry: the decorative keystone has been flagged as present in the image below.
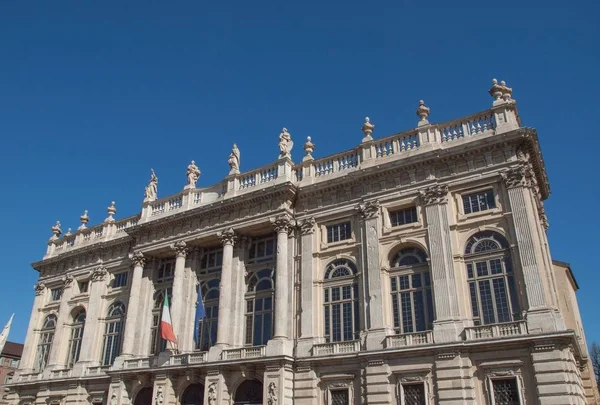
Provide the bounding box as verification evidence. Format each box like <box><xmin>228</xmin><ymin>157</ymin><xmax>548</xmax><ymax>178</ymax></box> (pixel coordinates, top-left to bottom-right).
<box><xmin>361</xmin><ymin>117</ymin><xmax>374</xmax><ymax>142</ymax></box>
<box><xmin>78</xmin><ymin>210</ymin><xmax>89</xmax><ymax>230</ymax></box>
<box><xmin>303</xmin><ymin>136</ymin><xmax>315</xmax><ymax>161</ymax></box>
<box><xmin>50</xmin><ymin>221</ymin><xmax>62</xmax><ymax>240</ymax></box>
<box><xmin>416</xmin><ymin>100</ymin><xmax>430</xmax><ymax>127</ymax></box>
<box><xmin>105</xmin><ymin>201</ymin><xmax>116</xmax><ymax>223</ymax></box>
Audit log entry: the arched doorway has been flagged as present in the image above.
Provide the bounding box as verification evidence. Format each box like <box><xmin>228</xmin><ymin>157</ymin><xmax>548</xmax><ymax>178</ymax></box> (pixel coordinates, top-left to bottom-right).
<box><xmin>133</xmin><ymin>387</ymin><xmax>153</xmax><ymax>405</ymax></box>
<box><xmin>234</xmin><ymin>380</ymin><xmax>263</xmax><ymax>405</ymax></box>
<box><xmin>181</xmin><ymin>383</ymin><xmax>205</xmax><ymax>405</ymax></box>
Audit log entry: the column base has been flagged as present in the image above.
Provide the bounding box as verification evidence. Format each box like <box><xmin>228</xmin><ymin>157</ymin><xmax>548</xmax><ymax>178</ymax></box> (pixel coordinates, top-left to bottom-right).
<box><xmin>433</xmin><ymin>319</ymin><xmax>467</xmax><ymax>343</ymax></box>
<box><xmin>364</xmin><ymin>328</ymin><xmax>393</xmax><ymax>351</ymax></box>
<box><xmin>266</xmin><ymin>338</ymin><xmax>293</xmax><ymax>357</ymax></box>
<box><xmin>207</xmin><ymin>344</ymin><xmax>226</xmax><ymax>361</ymax></box>
<box><xmin>525</xmin><ymin>308</ymin><xmax>563</xmax><ymax>334</ymax></box>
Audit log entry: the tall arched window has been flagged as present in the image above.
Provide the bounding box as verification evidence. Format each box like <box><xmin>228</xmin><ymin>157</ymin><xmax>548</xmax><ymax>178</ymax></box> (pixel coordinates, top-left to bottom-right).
<box><xmin>465</xmin><ymin>231</ymin><xmax>520</xmax><ymax>325</ymax></box>
<box><xmin>323</xmin><ymin>259</ymin><xmax>360</xmax><ymax>343</ymax></box>
<box><xmin>36</xmin><ymin>314</ymin><xmax>57</xmax><ymax>371</ymax></box>
<box><xmin>151</xmin><ymin>288</ymin><xmax>172</xmax><ymax>354</ymax></box>
<box><xmin>102</xmin><ymin>302</ymin><xmax>125</xmax><ymax>365</ymax></box>
<box><xmin>67</xmin><ymin>308</ymin><xmax>86</xmax><ymax>367</ymax></box>
<box><xmin>390</xmin><ymin>247</ymin><xmax>434</xmax><ymax>334</ymax></box>
<box><xmin>245</xmin><ymin>269</ymin><xmax>274</xmax><ymax>346</ymax></box>
<box><xmin>196</xmin><ymin>279</ymin><xmax>219</xmax><ymax>352</ymax></box>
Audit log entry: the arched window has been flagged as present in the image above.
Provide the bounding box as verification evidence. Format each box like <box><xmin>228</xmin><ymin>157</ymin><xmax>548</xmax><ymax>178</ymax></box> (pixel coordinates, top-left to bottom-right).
<box><xmin>151</xmin><ymin>288</ymin><xmax>172</xmax><ymax>354</ymax></box>
<box><xmin>234</xmin><ymin>380</ymin><xmax>263</xmax><ymax>405</ymax></box>
<box><xmin>67</xmin><ymin>308</ymin><xmax>86</xmax><ymax>367</ymax></box>
<box><xmin>323</xmin><ymin>259</ymin><xmax>360</xmax><ymax>343</ymax></box>
<box><xmin>465</xmin><ymin>231</ymin><xmax>520</xmax><ymax>325</ymax></box>
<box><xmin>390</xmin><ymin>247</ymin><xmax>434</xmax><ymax>334</ymax></box>
<box><xmin>36</xmin><ymin>314</ymin><xmax>57</xmax><ymax>371</ymax></box>
<box><xmin>196</xmin><ymin>279</ymin><xmax>219</xmax><ymax>352</ymax></box>
<box><xmin>245</xmin><ymin>269</ymin><xmax>274</xmax><ymax>346</ymax></box>
<box><xmin>102</xmin><ymin>302</ymin><xmax>125</xmax><ymax>365</ymax></box>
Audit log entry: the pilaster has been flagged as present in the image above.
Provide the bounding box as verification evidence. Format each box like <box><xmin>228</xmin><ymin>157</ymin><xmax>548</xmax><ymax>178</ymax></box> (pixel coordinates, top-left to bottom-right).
<box><xmin>121</xmin><ymin>251</ymin><xmax>146</xmax><ymax>356</ymax></box>
<box><xmin>47</xmin><ymin>275</ymin><xmax>76</xmax><ymax>369</ymax></box>
<box><xmin>421</xmin><ymin>184</ymin><xmax>463</xmax><ymax>343</ymax></box>
<box><xmin>434</xmin><ymin>351</ymin><xmax>476</xmax><ymax>405</ymax></box>
<box><xmin>20</xmin><ymin>283</ymin><xmax>48</xmax><ymax>372</ymax></box>
<box><xmin>79</xmin><ymin>266</ymin><xmax>109</xmax><ymax>366</ymax></box>
<box><xmin>356</xmin><ymin>200</ymin><xmax>390</xmax><ymax>350</ymax></box>
<box><xmin>297</xmin><ymin>218</ymin><xmax>317</xmax><ymax>357</ymax></box>
<box><xmin>502</xmin><ymin>166</ymin><xmax>562</xmax><ymax>333</ymax></box>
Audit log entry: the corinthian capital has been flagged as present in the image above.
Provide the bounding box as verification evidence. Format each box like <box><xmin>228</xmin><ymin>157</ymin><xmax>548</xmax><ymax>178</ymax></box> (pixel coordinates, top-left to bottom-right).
<box><xmin>356</xmin><ymin>200</ymin><xmax>380</xmax><ymax>219</ymax></box>
<box><xmin>420</xmin><ymin>184</ymin><xmax>449</xmax><ymax>205</ymax></box>
<box><xmin>34</xmin><ymin>283</ymin><xmax>46</xmax><ymax>296</ymax></box>
<box><xmin>91</xmin><ymin>266</ymin><xmax>108</xmax><ymax>282</ymax></box>
<box><xmin>217</xmin><ymin>228</ymin><xmax>237</xmax><ymax>246</ymax></box>
<box><xmin>271</xmin><ymin>214</ymin><xmax>292</xmax><ymax>234</ymax></box>
<box><xmin>170</xmin><ymin>240</ymin><xmax>189</xmax><ymax>258</ymax></box>
<box><xmin>129</xmin><ymin>251</ymin><xmax>146</xmax><ymax>267</ymax></box>
<box><xmin>299</xmin><ymin>217</ymin><xmax>316</xmax><ymax>235</ymax></box>
<box><xmin>501</xmin><ymin>165</ymin><xmax>532</xmax><ymax>189</ymax></box>
<box><xmin>62</xmin><ymin>275</ymin><xmax>74</xmax><ymax>289</ymax></box>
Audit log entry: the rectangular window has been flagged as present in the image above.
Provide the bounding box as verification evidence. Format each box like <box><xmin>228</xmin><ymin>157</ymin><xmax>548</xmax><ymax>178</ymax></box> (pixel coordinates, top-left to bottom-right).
<box><xmin>113</xmin><ymin>272</ymin><xmax>128</xmax><ymax>288</ymax></box>
<box><xmin>10</xmin><ymin>359</ymin><xmax>19</xmax><ymax>368</ymax></box>
<box><xmin>462</xmin><ymin>189</ymin><xmax>496</xmax><ymax>214</ymax></box>
<box><xmin>200</xmin><ymin>248</ymin><xmax>223</xmax><ymax>273</ymax></box>
<box><xmin>157</xmin><ymin>260</ymin><xmax>175</xmax><ymax>282</ymax></box>
<box><xmin>401</xmin><ymin>383</ymin><xmax>426</xmax><ymax>405</ymax></box>
<box><xmin>330</xmin><ymin>389</ymin><xmax>349</xmax><ymax>405</ymax></box>
<box><xmin>248</xmin><ymin>236</ymin><xmax>276</xmax><ymax>263</ymax></box>
<box><xmin>326</xmin><ymin>222</ymin><xmax>352</xmax><ymax>243</ymax></box>
<box><xmin>50</xmin><ymin>288</ymin><xmax>62</xmax><ymax>301</ymax></box>
<box><xmin>78</xmin><ymin>281</ymin><xmax>89</xmax><ymax>294</ymax></box>
<box><xmin>491</xmin><ymin>378</ymin><xmax>521</xmax><ymax>405</ymax></box>
<box><xmin>390</xmin><ymin>206</ymin><xmax>418</xmax><ymax>227</ymax></box>
<box><xmin>4</xmin><ymin>375</ymin><xmax>13</xmax><ymax>384</ymax></box>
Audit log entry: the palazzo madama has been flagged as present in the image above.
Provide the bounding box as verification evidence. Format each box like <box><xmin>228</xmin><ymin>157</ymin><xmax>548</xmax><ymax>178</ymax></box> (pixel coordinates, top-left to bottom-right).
<box><xmin>4</xmin><ymin>80</ymin><xmax>599</xmax><ymax>405</ymax></box>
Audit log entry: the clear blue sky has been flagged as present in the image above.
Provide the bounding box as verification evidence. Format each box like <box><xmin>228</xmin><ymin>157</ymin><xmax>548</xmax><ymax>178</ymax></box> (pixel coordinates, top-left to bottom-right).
<box><xmin>1</xmin><ymin>1</ymin><xmax>598</xmax><ymax>347</ymax></box>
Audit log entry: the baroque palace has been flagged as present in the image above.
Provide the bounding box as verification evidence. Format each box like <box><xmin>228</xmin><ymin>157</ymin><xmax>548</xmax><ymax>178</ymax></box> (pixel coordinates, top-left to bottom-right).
<box><xmin>5</xmin><ymin>80</ymin><xmax>599</xmax><ymax>405</ymax></box>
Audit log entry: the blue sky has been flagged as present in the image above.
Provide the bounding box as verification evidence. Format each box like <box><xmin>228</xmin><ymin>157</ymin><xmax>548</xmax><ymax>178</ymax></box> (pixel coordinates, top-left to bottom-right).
<box><xmin>1</xmin><ymin>1</ymin><xmax>598</xmax><ymax>346</ymax></box>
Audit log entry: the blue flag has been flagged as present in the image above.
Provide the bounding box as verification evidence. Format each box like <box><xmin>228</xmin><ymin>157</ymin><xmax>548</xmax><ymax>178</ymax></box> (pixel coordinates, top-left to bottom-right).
<box><xmin>193</xmin><ymin>284</ymin><xmax>206</xmax><ymax>345</ymax></box>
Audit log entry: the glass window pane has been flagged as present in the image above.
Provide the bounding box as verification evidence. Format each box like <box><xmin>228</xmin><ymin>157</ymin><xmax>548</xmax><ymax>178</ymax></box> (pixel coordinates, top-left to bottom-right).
<box><xmin>392</xmin><ymin>294</ymin><xmax>400</xmax><ymax>329</ymax></box>
<box><xmin>412</xmin><ymin>274</ymin><xmax>422</xmax><ymax>288</ymax></box>
<box><xmin>253</xmin><ymin>314</ymin><xmax>263</xmax><ymax>346</ymax></box>
<box><xmin>478</xmin><ymin>280</ymin><xmax>495</xmax><ymax>324</ymax></box>
<box><xmin>332</xmin><ymin>304</ymin><xmax>341</xmax><ymax>342</ymax></box>
<box><xmin>492</xmin><ymin>378</ymin><xmax>520</xmax><ymax>405</ymax></box>
<box><xmin>414</xmin><ymin>291</ymin><xmax>425</xmax><ymax>332</ymax></box>
<box><xmin>400</xmin><ymin>292</ymin><xmax>413</xmax><ymax>333</ymax></box>
<box><xmin>399</xmin><ymin>275</ymin><xmax>410</xmax><ymax>290</ymax></box>
<box><xmin>492</xmin><ymin>278</ymin><xmax>511</xmax><ymax>323</ymax></box>
<box><xmin>342</xmin><ymin>302</ymin><xmax>353</xmax><ymax>341</ymax></box>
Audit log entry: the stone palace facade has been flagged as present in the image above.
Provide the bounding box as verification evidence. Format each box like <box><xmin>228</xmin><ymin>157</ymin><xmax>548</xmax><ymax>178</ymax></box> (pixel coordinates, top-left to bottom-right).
<box><xmin>5</xmin><ymin>80</ymin><xmax>599</xmax><ymax>405</ymax></box>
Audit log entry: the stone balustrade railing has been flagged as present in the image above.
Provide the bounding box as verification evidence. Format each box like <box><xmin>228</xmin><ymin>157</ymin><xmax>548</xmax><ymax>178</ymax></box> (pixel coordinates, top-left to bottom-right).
<box><xmin>464</xmin><ymin>320</ymin><xmax>528</xmax><ymax>341</ymax></box>
<box><xmin>122</xmin><ymin>356</ymin><xmax>156</xmax><ymax>370</ymax></box>
<box><xmin>43</xmin><ymin>105</ymin><xmax>517</xmax><ymax>260</ymax></box>
<box><xmin>167</xmin><ymin>352</ymin><xmax>207</xmax><ymax>366</ymax></box>
<box><xmin>312</xmin><ymin>340</ymin><xmax>361</xmax><ymax>356</ymax></box>
<box><xmin>385</xmin><ymin>331</ymin><xmax>434</xmax><ymax>348</ymax></box>
<box><xmin>221</xmin><ymin>346</ymin><xmax>266</xmax><ymax>360</ymax></box>
<box><xmin>16</xmin><ymin>372</ymin><xmax>41</xmax><ymax>383</ymax></box>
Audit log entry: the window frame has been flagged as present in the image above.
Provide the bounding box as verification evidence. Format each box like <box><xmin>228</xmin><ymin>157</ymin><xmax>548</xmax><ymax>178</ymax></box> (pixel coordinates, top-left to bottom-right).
<box><xmin>67</xmin><ymin>308</ymin><xmax>86</xmax><ymax>367</ymax></box>
<box><xmin>247</xmin><ymin>236</ymin><xmax>276</xmax><ymax>265</ymax></box>
<box><xmin>112</xmin><ymin>271</ymin><xmax>129</xmax><ymax>289</ymax></box>
<box><xmin>322</xmin><ymin>259</ymin><xmax>360</xmax><ymax>343</ymax></box>
<box><xmin>50</xmin><ymin>288</ymin><xmax>62</xmax><ymax>302</ymax></box>
<box><xmin>196</xmin><ymin>278</ymin><xmax>220</xmax><ymax>352</ymax></box>
<box><xmin>456</xmin><ymin>185</ymin><xmax>502</xmax><ymax>220</ymax></box>
<box><xmin>464</xmin><ymin>231</ymin><xmax>520</xmax><ymax>326</ymax></box>
<box><xmin>321</xmin><ymin>375</ymin><xmax>355</xmax><ymax>405</ymax></box>
<box><xmin>102</xmin><ymin>302</ymin><xmax>125</xmax><ymax>366</ymax></box>
<box><xmin>245</xmin><ymin>268</ymin><xmax>275</xmax><ymax>346</ymax></box>
<box><xmin>150</xmin><ymin>287</ymin><xmax>172</xmax><ymax>355</ymax></box>
<box><xmin>36</xmin><ymin>314</ymin><xmax>57</xmax><ymax>372</ymax></box>
<box><xmin>77</xmin><ymin>280</ymin><xmax>89</xmax><ymax>294</ymax></box>
<box><xmin>488</xmin><ymin>376</ymin><xmax>524</xmax><ymax>405</ymax></box>
<box><xmin>389</xmin><ymin>206</ymin><xmax>419</xmax><ymax>228</ymax></box>
<box><xmin>320</xmin><ymin>217</ymin><xmax>356</xmax><ymax>248</ymax></box>
<box><xmin>389</xmin><ymin>247</ymin><xmax>434</xmax><ymax>335</ymax></box>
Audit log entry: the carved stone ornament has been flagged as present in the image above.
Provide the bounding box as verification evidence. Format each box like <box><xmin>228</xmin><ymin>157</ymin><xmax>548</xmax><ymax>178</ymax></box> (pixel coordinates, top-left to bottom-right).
<box><xmin>217</xmin><ymin>228</ymin><xmax>237</xmax><ymax>246</ymax></box>
<box><xmin>271</xmin><ymin>214</ymin><xmax>292</xmax><ymax>234</ymax></box>
<box><xmin>400</xmin><ymin>376</ymin><xmax>424</xmax><ymax>383</ymax></box>
<box><xmin>154</xmin><ymin>386</ymin><xmax>163</xmax><ymax>405</ymax></box>
<box><xmin>61</xmin><ymin>275</ymin><xmax>74</xmax><ymax>288</ymax></box>
<box><xmin>419</xmin><ymin>184</ymin><xmax>449</xmax><ymax>205</ymax></box>
<box><xmin>361</xmin><ymin>117</ymin><xmax>374</xmax><ymax>141</ymax></box>
<box><xmin>170</xmin><ymin>240</ymin><xmax>189</xmax><ymax>258</ymax></box>
<box><xmin>50</xmin><ymin>221</ymin><xmax>62</xmax><ymax>240</ymax></box>
<box><xmin>110</xmin><ymin>394</ymin><xmax>117</xmax><ymax>405</ymax></box>
<box><xmin>129</xmin><ymin>251</ymin><xmax>146</xmax><ymax>267</ymax></box>
<box><xmin>501</xmin><ymin>165</ymin><xmax>531</xmax><ymax>189</ymax></box>
<box><xmin>34</xmin><ymin>283</ymin><xmax>46</xmax><ymax>296</ymax></box>
<box><xmin>299</xmin><ymin>217</ymin><xmax>316</xmax><ymax>235</ymax></box>
<box><xmin>356</xmin><ymin>200</ymin><xmax>380</xmax><ymax>219</ymax></box>
<box><xmin>207</xmin><ymin>382</ymin><xmax>217</xmax><ymax>405</ymax></box>
<box><xmin>267</xmin><ymin>382</ymin><xmax>278</xmax><ymax>405</ymax></box>
<box><xmin>90</xmin><ymin>267</ymin><xmax>108</xmax><ymax>282</ymax></box>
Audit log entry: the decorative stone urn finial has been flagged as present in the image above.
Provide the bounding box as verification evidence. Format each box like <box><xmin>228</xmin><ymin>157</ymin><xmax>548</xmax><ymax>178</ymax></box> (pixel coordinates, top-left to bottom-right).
<box><xmin>50</xmin><ymin>221</ymin><xmax>62</xmax><ymax>240</ymax></box>
<box><xmin>303</xmin><ymin>136</ymin><xmax>315</xmax><ymax>161</ymax></box>
<box><xmin>78</xmin><ymin>210</ymin><xmax>89</xmax><ymax>231</ymax></box>
<box><xmin>489</xmin><ymin>78</ymin><xmax>515</xmax><ymax>106</ymax></box>
<box><xmin>105</xmin><ymin>201</ymin><xmax>117</xmax><ymax>223</ymax></box>
<box><xmin>500</xmin><ymin>80</ymin><xmax>513</xmax><ymax>101</ymax></box>
<box><xmin>416</xmin><ymin>100</ymin><xmax>430</xmax><ymax>126</ymax></box>
<box><xmin>65</xmin><ymin>228</ymin><xmax>72</xmax><ymax>237</ymax></box>
<box><xmin>361</xmin><ymin>117</ymin><xmax>374</xmax><ymax>142</ymax></box>
<box><xmin>489</xmin><ymin>78</ymin><xmax>503</xmax><ymax>101</ymax></box>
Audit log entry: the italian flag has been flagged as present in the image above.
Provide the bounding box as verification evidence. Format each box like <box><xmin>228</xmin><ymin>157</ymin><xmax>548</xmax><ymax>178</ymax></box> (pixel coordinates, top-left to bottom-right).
<box><xmin>161</xmin><ymin>294</ymin><xmax>178</xmax><ymax>344</ymax></box>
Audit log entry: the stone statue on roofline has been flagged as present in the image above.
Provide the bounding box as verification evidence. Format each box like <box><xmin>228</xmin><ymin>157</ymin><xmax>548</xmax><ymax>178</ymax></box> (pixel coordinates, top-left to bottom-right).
<box><xmin>228</xmin><ymin>143</ymin><xmax>240</xmax><ymax>174</ymax></box>
<box><xmin>144</xmin><ymin>169</ymin><xmax>158</xmax><ymax>202</ymax></box>
<box><xmin>278</xmin><ymin>127</ymin><xmax>293</xmax><ymax>158</ymax></box>
<box><xmin>185</xmin><ymin>160</ymin><xmax>201</xmax><ymax>189</ymax></box>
